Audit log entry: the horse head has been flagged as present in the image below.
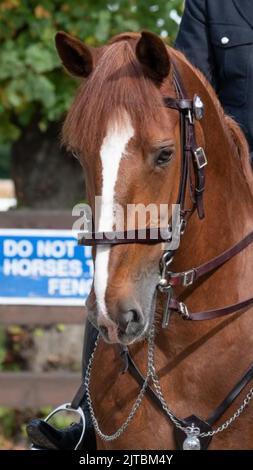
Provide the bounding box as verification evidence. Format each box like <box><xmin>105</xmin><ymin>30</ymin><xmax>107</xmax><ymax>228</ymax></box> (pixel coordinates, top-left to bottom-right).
<box><xmin>55</xmin><ymin>31</ymin><xmax>202</xmax><ymax>344</ymax></box>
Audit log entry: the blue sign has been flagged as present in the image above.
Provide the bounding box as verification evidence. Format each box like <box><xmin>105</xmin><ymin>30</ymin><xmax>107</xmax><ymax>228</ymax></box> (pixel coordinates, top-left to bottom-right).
<box><xmin>0</xmin><ymin>229</ymin><xmax>93</xmax><ymax>306</ymax></box>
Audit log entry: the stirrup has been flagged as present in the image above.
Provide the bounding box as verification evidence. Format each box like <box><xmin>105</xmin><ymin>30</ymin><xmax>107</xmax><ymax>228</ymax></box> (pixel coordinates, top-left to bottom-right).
<box><xmin>27</xmin><ymin>403</ymin><xmax>86</xmax><ymax>450</ymax></box>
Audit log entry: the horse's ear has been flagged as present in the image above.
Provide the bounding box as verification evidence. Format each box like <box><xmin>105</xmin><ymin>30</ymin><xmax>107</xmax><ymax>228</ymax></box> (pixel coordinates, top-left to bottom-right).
<box><xmin>136</xmin><ymin>31</ymin><xmax>170</xmax><ymax>82</ymax></box>
<box><xmin>55</xmin><ymin>31</ymin><xmax>93</xmax><ymax>78</ymax></box>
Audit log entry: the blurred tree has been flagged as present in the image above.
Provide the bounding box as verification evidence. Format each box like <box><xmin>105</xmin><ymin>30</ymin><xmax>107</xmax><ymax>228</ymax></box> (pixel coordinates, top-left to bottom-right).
<box><xmin>0</xmin><ymin>0</ymin><xmax>183</xmax><ymax>207</ymax></box>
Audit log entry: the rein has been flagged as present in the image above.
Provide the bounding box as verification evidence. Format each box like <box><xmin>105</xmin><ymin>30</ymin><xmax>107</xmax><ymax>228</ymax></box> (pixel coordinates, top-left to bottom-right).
<box><xmin>159</xmin><ymin>230</ymin><xmax>253</xmax><ymax>324</ymax></box>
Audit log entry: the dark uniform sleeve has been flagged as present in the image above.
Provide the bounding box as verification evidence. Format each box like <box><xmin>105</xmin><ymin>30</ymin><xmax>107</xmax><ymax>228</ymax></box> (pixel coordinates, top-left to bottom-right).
<box><xmin>175</xmin><ymin>0</ymin><xmax>217</xmax><ymax>88</ymax></box>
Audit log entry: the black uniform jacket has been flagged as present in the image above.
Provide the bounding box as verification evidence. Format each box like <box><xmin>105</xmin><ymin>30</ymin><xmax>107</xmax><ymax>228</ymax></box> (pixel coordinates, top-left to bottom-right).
<box><xmin>175</xmin><ymin>0</ymin><xmax>253</xmax><ymax>153</ymax></box>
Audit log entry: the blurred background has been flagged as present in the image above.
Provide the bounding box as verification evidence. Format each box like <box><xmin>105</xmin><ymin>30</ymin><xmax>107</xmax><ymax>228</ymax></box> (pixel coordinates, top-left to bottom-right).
<box><xmin>0</xmin><ymin>0</ymin><xmax>183</xmax><ymax>449</ymax></box>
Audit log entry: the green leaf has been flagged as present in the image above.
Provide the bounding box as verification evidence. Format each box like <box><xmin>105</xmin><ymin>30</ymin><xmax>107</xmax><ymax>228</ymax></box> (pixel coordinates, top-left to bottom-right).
<box><xmin>25</xmin><ymin>43</ymin><xmax>58</xmax><ymax>73</ymax></box>
<box><xmin>0</xmin><ymin>0</ymin><xmax>184</xmax><ymax>148</ymax></box>
<box><xmin>94</xmin><ymin>10</ymin><xmax>111</xmax><ymax>42</ymax></box>
<box><xmin>4</xmin><ymin>79</ymin><xmax>25</xmax><ymax>107</ymax></box>
<box><xmin>56</xmin><ymin>324</ymin><xmax>65</xmax><ymax>333</ymax></box>
<box><xmin>34</xmin><ymin>328</ymin><xmax>44</xmax><ymax>337</ymax></box>
<box><xmin>0</xmin><ymin>41</ymin><xmax>24</xmax><ymax>80</ymax></box>
<box><xmin>33</xmin><ymin>75</ymin><xmax>56</xmax><ymax>107</ymax></box>
<box><xmin>0</xmin><ymin>143</ymin><xmax>11</xmax><ymax>178</ymax></box>
<box><xmin>16</xmin><ymin>104</ymin><xmax>35</xmax><ymax>126</ymax></box>
<box><xmin>114</xmin><ymin>14</ymin><xmax>140</xmax><ymax>32</ymax></box>
<box><xmin>0</xmin><ymin>116</ymin><xmax>21</xmax><ymax>143</ymax></box>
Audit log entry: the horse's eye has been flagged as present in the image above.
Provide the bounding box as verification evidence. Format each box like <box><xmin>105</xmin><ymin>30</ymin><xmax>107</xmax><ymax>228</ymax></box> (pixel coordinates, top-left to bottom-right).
<box><xmin>155</xmin><ymin>148</ymin><xmax>174</xmax><ymax>167</ymax></box>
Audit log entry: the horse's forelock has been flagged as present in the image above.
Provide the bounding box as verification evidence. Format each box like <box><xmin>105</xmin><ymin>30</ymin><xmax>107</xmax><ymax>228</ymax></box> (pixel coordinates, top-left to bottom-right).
<box><xmin>62</xmin><ymin>39</ymin><xmax>168</xmax><ymax>155</ymax></box>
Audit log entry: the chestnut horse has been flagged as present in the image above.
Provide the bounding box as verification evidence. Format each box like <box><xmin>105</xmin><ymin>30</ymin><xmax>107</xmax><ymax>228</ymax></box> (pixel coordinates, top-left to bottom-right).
<box><xmin>55</xmin><ymin>31</ymin><xmax>253</xmax><ymax>449</ymax></box>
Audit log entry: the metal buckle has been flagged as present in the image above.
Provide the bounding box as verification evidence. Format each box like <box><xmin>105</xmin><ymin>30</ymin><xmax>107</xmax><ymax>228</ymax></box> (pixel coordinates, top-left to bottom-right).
<box><xmin>186</xmin><ymin>109</ymin><xmax>194</xmax><ymax>125</ymax></box>
<box><xmin>179</xmin><ymin>302</ymin><xmax>190</xmax><ymax>320</ymax></box>
<box><xmin>162</xmin><ymin>285</ymin><xmax>174</xmax><ymax>328</ymax></box>
<box><xmin>158</xmin><ymin>252</ymin><xmax>174</xmax><ymax>291</ymax></box>
<box><xmin>194</xmin><ymin>147</ymin><xmax>208</xmax><ymax>170</ymax></box>
<box><xmin>183</xmin><ymin>269</ymin><xmax>195</xmax><ymax>287</ymax></box>
<box><xmin>31</xmin><ymin>403</ymin><xmax>86</xmax><ymax>450</ymax></box>
<box><xmin>180</xmin><ymin>218</ymin><xmax>187</xmax><ymax>235</ymax></box>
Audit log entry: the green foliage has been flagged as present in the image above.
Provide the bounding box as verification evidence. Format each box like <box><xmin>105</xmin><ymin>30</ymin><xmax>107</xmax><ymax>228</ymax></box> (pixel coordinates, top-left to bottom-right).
<box><xmin>0</xmin><ymin>326</ymin><xmax>6</xmax><ymax>370</ymax></box>
<box><xmin>33</xmin><ymin>406</ymin><xmax>78</xmax><ymax>433</ymax></box>
<box><xmin>0</xmin><ymin>143</ymin><xmax>11</xmax><ymax>177</ymax></box>
<box><xmin>0</xmin><ymin>0</ymin><xmax>183</xmax><ymax>146</ymax></box>
<box><xmin>0</xmin><ymin>407</ymin><xmax>16</xmax><ymax>438</ymax></box>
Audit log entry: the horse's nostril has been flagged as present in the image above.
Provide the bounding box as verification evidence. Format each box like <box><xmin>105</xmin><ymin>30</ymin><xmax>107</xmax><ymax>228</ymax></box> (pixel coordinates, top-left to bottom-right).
<box><xmin>132</xmin><ymin>309</ymin><xmax>139</xmax><ymax>324</ymax></box>
<box><xmin>118</xmin><ymin>309</ymin><xmax>143</xmax><ymax>336</ymax></box>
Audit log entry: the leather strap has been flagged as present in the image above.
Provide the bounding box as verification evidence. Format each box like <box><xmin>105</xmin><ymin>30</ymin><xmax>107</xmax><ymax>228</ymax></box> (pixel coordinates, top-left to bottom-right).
<box><xmin>207</xmin><ymin>362</ymin><xmax>253</xmax><ymax>425</ymax></box>
<box><xmin>71</xmin><ymin>383</ymin><xmax>86</xmax><ymax>410</ymax></box>
<box><xmin>124</xmin><ymin>350</ymin><xmax>253</xmax><ymax>429</ymax></box>
<box><xmin>191</xmin><ymin>131</ymin><xmax>206</xmax><ymax>219</ymax></box>
<box><xmin>167</xmin><ymin>295</ymin><xmax>253</xmax><ymax>321</ymax></box>
<box><xmin>78</xmin><ymin>227</ymin><xmax>172</xmax><ymax>246</ymax></box>
<box><xmin>163</xmin><ymin>97</ymin><xmax>193</xmax><ymax>111</ymax></box>
<box><xmin>168</xmin><ymin>230</ymin><xmax>253</xmax><ymax>287</ymax></box>
<box><xmin>126</xmin><ymin>351</ymin><xmax>186</xmax><ymax>428</ymax></box>
<box><xmin>172</xmin><ymin>63</ymin><xmax>206</xmax><ymax>220</ymax></box>
<box><xmin>70</xmin><ymin>340</ymin><xmax>253</xmax><ymax>444</ymax></box>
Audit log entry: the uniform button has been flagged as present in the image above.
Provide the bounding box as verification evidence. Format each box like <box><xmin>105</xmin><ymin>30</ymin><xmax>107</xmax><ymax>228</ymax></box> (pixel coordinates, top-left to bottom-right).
<box><xmin>221</xmin><ymin>36</ymin><xmax>229</xmax><ymax>45</ymax></box>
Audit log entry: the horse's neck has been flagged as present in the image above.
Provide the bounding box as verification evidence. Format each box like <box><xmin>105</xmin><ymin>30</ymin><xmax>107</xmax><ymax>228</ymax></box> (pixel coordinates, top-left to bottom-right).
<box><xmin>157</xmin><ymin>53</ymin><xmax>253</xmax><ymax>356</ymax></box>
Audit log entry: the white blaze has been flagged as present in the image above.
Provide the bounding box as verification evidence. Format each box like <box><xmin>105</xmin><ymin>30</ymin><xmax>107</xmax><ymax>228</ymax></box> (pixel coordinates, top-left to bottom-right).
<box><xmin>94</xmin><ymin>111</ymin><xmax>134</xmax><ymax>325</ymax></box>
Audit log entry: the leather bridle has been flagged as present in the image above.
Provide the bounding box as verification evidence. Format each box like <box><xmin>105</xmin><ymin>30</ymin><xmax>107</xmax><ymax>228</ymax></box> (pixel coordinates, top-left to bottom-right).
<box><xmin>78</xmin><ymin>67</ymin><xmax>207</xmax><ymax>247</ymax></box>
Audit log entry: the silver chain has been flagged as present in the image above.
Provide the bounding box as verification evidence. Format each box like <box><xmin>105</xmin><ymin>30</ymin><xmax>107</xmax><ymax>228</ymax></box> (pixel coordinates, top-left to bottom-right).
<box><xmin>85</xmin><ymin>323</ymin><xmax>253</xmax><ymax>441</ymax></box>
<box><xmin>148</xmin><ymin>325</ymin><xmax>253</xmax><ymax>438</ymax></box>
<box><xmin>200</xmin><ymin>387</ymin><xmax>253</xmax><ymax>437</ymax></box>
<box><xmin>147</xmin><ymin>324</ymin><xmax>187</xmax><ymax>432</ymax></box>
<box><xmin>84</xmin><ymin>327</ymin><xmax>154</xmax><ymax>441</ymax></box>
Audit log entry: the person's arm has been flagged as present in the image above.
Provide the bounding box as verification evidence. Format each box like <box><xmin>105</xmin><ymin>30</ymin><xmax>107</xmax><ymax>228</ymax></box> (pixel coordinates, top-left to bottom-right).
<box><xmin>175</xmin><ymin>0</ymin><xmax>216</xmax><ymax>87</ymax></box>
